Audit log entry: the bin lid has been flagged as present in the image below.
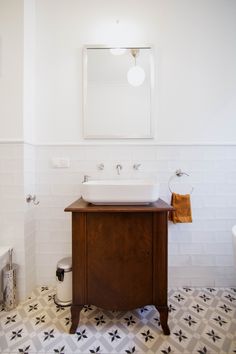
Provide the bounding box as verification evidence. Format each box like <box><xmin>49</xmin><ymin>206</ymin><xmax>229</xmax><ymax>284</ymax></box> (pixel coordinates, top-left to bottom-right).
<box><xmin>57</xmin><ymin>257</ymin><xmax>72</xmax><ymax>271</ymax></box>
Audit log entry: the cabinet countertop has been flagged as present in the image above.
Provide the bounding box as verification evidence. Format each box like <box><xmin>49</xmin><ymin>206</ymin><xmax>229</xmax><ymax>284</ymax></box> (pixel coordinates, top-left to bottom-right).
<box><xmin>65</xmin><ymin>198</ymin><xmax>173</xmax><ymax>213</ymax></box>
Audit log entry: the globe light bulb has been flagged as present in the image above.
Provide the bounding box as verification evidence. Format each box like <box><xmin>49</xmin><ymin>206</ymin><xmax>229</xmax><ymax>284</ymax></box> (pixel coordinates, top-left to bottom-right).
<box><xmin>127</xmin><ymin>65</ymin><xmax>146</xmax><ymax>87</ymax></box>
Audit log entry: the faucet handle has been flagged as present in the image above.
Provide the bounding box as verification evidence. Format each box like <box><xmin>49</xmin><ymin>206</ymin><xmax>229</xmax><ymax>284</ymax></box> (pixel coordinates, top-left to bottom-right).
<box><xmin>133</xmin><ymin>163</ymin><xmax>141</xmax><ymax>170</ymax></box>
<box><xmin>97</xmin><ymin>163</ymin><xmax>104</xmax><ymax>171</ymax></box>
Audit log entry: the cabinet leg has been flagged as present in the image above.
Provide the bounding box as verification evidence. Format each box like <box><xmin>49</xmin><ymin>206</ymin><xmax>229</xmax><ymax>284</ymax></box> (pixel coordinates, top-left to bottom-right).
<box><xmin>70</xmin><ymin>305</ymin><xmax>83</xmax><ymax>334</ymax></box>
<box><xmin>156</xmin><ymin>305</ymin><xmax>170</xmax><ymax>335</ymax></box>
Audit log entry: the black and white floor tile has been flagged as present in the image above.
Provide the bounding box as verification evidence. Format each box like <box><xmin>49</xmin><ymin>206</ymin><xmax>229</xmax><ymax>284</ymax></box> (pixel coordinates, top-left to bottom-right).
<box><xmin>0</xmin><ymin>287</ymin><xmax>236</xmax><ymax>353</ymax></box>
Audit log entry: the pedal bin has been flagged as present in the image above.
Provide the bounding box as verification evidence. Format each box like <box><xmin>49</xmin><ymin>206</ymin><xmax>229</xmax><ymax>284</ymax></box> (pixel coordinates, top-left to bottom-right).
<box><xmin>54</xmin><ymin>257</ymin><xmax>72</xmax><ymax>306</ymax></box>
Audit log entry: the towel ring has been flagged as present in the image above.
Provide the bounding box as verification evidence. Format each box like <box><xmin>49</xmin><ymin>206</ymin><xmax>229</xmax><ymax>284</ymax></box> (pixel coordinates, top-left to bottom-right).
<box><xmin>168</xmin><ymin>169</ymin><xmax>194</xmax><ymax>194</ymax></box>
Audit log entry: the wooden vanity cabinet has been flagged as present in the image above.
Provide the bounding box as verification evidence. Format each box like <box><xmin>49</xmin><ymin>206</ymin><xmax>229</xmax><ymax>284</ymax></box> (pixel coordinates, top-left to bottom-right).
<box><xmin>65</xmin><ymin>198</ymin><xmax>173</xmax><ymax>335</ymax></box>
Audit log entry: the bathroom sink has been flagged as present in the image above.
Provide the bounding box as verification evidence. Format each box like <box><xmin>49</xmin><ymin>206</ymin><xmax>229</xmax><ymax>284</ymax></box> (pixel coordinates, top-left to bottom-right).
<box><xmin>81</xmin><ymin>179</ymin><xmax>160</xmax><ymax>205</ymax></box>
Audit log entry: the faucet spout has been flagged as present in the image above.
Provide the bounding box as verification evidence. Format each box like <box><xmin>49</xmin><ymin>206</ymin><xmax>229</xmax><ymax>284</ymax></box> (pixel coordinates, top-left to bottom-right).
<box><xmin>116</xmin><ymin>164</ymin><xmax>122</xmax><ymax>175</ymax></box>
<box><xmin>83</xmin><ymin>175</ymin><xmax>90</xmax><ymax>182</ymax></box>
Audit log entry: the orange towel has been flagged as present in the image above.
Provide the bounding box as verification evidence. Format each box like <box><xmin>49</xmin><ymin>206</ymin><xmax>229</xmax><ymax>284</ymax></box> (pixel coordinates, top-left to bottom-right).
<box><xmin>169</xmin><ymin>193</ymin><xmax>192</xmax><ymax>223</ymax></box>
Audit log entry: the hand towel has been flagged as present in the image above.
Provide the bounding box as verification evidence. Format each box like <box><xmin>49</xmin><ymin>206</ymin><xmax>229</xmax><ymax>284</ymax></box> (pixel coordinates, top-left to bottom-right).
<box><xmin>169</xmin><ymin>193</ymin><xmax>192</xmax><ymax>223</ymax></box>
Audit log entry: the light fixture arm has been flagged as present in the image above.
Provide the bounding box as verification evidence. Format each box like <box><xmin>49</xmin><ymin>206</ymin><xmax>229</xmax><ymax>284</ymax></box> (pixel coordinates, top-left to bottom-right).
<box><xmin>130</xmin><ymin>48</ymin><xmax>139</xmax><ymax>65</ymax></box>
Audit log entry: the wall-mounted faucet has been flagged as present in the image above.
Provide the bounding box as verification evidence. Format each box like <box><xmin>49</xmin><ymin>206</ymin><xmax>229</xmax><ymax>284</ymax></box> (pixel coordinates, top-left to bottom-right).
<box><xmin>83</xmin><ymin>175</ymin><xmax>90</xmax><ymax>182</ymax></box>
<box><xmin>116</xmin><ymin>164</ymin><xmax>122</xmax><ymax>175</ymax></box>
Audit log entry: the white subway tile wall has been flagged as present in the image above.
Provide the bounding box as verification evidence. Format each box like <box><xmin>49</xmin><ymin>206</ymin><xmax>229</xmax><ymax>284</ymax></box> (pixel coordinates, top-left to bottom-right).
<box><xmin>0</xmin><ymin>143</ymin><xmax>36</xmax><ymax>300</ymax></box>
<box><xmin>1</xmin><ymin>143</ymin><xmax>236</xmax><ymax>299</ymax></box>
<box><xmin>0</xmin><ymin>143</ymin><xmax>25</xmax><ymax>300</ymax></box>
<box><xmin>35</xmin><ymin>144</ymin><xmax>236</xmax><ymax>288</ymax></box>
<box><xmin>24</xmin><ymin>143</ymin><xmax>36</xmax><ymax>296</ymax></box>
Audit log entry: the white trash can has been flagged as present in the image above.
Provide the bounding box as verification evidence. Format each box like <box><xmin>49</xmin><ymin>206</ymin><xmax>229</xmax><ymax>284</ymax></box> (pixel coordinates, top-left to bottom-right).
<box><xmin>54</xmin><ymin>257</ymin><xmax>72</xmax><ymax>306</ymax></box>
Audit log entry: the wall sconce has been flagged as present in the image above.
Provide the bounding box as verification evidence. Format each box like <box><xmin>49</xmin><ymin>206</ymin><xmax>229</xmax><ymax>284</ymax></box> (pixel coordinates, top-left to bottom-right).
<box><xmin>127</xmin><ymin>48</ymin><xmax>146</xmax><ymax>87</ymax></box>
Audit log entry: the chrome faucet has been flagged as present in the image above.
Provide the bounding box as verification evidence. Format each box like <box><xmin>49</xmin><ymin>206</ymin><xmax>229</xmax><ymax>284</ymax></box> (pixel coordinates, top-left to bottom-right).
<box><xmin>116</xmin><ymin>164</ymin><xmax>122</xmax><ymax>175</ymax></box>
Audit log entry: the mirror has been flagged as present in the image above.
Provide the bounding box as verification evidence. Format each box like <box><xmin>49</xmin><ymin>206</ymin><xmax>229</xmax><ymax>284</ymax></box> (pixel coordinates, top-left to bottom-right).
<box><xmin>83</xmin><ymin>46</ymin><xmax>154</xmax><ymax>139</ymax></box>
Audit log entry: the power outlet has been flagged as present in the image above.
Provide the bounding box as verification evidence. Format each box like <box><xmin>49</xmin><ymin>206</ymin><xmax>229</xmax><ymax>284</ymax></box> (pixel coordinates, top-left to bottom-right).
<box><xmin>52</xmin><ymin>158</ymin><xmax>70</xmax><ymax>168</ymax></box>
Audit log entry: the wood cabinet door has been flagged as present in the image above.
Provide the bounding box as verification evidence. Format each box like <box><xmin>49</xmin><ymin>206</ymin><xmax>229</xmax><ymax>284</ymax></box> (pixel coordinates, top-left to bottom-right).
<box><xmin>86</xmin><ymin>212</ymin><xmax>153</xmax><ymax>310</ymax></box>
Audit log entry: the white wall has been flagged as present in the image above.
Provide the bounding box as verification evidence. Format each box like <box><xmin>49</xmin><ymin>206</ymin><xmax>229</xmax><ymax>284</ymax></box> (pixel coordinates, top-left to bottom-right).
<box><xmin>0</xmin><ymin>143</ymin><xmax>25</xmax><ymax>300</ymax></box>
<box><xmin>23</xmin><ymin>0</ymin><xmax>35</xmax><ymax>143</ymax></box>
<box><xmin>0</xmin><ymin>143</ymin><xmax>36</xmax><ymax>301</ymax></box>
<box><xmin>35</xmin><ymin>0</ymin><xmax>236</xmax><ymax>143</ymax></box>
<box><xmin>0</xmin><ymin>0</ymin><xmax>24</xmax><ymax>140</ymax></box>
<box><xmin>33</xmin><ymin>0</ymin><xmax>236</xmax><ymax>289</ymax></box>
<box><xmin>35</xmin><ymin>144</ymin><xmax>236</xmax><ymax>287</ymax></box>
<box><xmin>0</xmin><ymin>0</ymin><xmax>36</xmax><ymax>300</ymax></box>
<box><xmin>24</xmin><ymin>143</ymin><xmax>36</xmax><ymax>295</ymax></box>
<box><xmin>1</xmin><ymin>0</ymin><xmax>236</xmax><ymax>298</ymax></box>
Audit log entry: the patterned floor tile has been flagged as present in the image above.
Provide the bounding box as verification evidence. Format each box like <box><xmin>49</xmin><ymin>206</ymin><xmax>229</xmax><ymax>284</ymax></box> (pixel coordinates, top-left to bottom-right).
<box><xmin>0</xmin><ymin>286</ymin><xmax>236</xmax><ymax>353</ymax></box>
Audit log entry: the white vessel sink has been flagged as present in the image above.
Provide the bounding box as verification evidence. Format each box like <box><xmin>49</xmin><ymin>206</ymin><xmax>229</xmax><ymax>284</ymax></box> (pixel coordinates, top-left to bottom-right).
<box><xmin>81</xmin><ymin>179</ymin><xmax>160</xmax><ymax>205</ymax></box>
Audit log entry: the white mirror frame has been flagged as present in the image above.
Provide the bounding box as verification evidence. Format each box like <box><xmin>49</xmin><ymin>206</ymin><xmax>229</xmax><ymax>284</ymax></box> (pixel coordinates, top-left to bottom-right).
<box><xmin>82</xmin><ymin>45</ymin><xmax>155</xmax><ymax>139</ymax></box>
